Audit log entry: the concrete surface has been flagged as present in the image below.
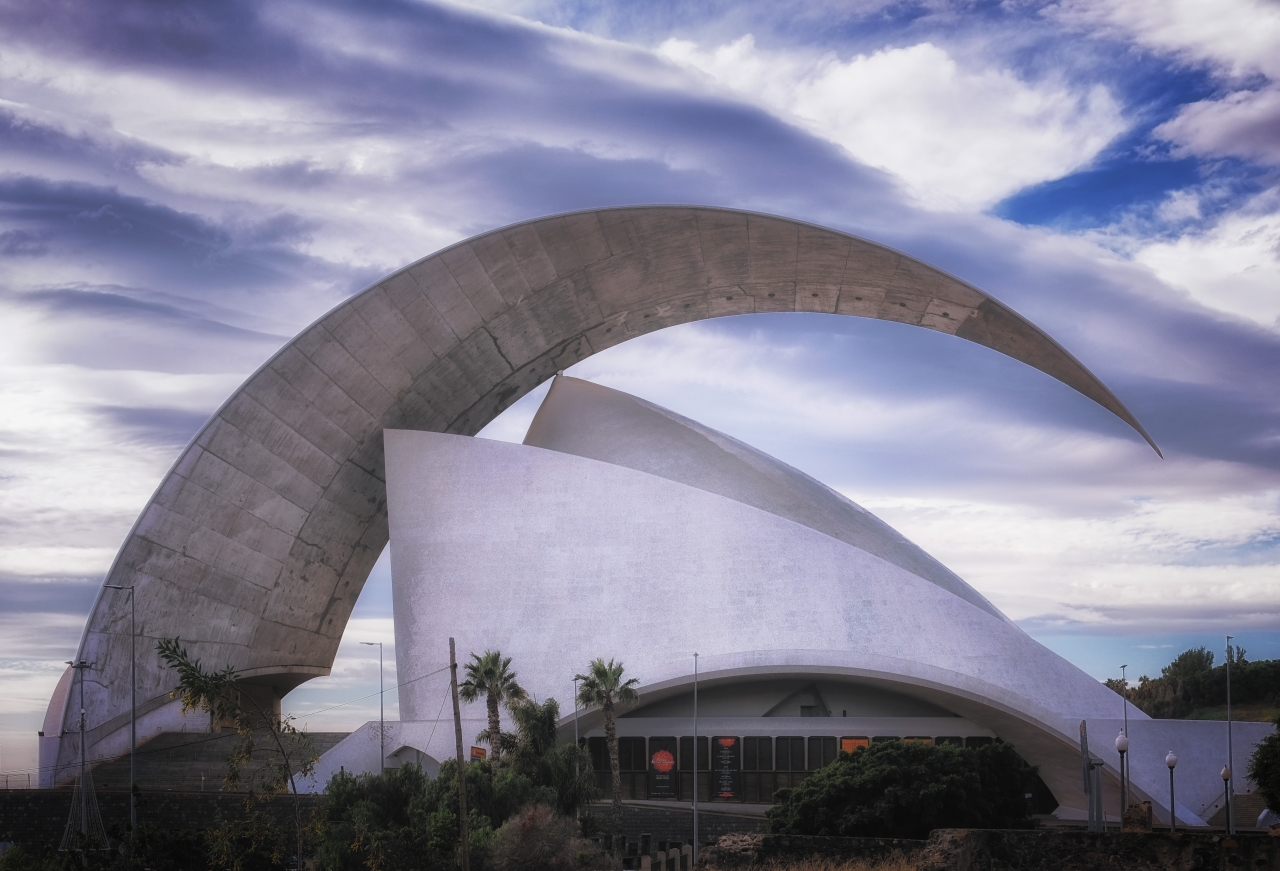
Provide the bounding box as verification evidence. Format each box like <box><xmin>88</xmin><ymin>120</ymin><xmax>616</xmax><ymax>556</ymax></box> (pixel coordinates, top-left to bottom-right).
<box><xmin>47</xmin><ymin>206</ymin><xmax>1159</xmax><ymax>786</ymax></box>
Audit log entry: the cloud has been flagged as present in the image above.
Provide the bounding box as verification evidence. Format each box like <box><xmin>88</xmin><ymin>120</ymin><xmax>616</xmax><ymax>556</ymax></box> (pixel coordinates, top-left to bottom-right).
<box><xmin>1129</xmin><ymin>200</ymin><xmax>1280</xmax><ymax>329</ymax></box>
<box><xmin>1156</xmin><ymin>88</ymin><xmax>1280</xmax><ymax>166</ymax></box>
<box><xmin>657</xmin><ymin>36</ymin><xmax>1127</xmax><ymax>211</ymax></box>
<box><xmin>1052</xmin><ymin>0</ymin><xmax>1280</xmax><ymax>79</ymax></box>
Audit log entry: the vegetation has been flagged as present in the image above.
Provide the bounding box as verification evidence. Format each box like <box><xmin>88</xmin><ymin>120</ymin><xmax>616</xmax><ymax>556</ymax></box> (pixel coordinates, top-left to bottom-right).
<box><xmin>1248</xmin><ymin>712</ymin><xmax>1280</xmax><ymax>815</ymax></box>
<box><xmin>459</xmin><ymin>651</ymin><xmax>527</xmax><ymax>767</ymax></box>
<box><xmin>574</xmin><ymin>658</ymin><xmax>638</xmax><ymax>851</ymax></box>
<box><xmin>1106</xmin><ymin>645</ymin><xmax>1280</xmax><ymax>721</ymax></box>
<box><xmin>157</xmin><ymin>637</ymin><xmax>317</xmax><ymax>869</ymax></box>
<box><xmin>486</xmin><ymin>804</ymin><xmax>603</xmax><ymax>871</ymax></box>
<box><xmin>766</xmin><ymin>740</ymin><xmax>1037</xmax><ymax>840</ymax></box>
<box><xmin>314</xmin><ymin>688</ymin><xmax>595</xmax><ymax>870</ymax></box>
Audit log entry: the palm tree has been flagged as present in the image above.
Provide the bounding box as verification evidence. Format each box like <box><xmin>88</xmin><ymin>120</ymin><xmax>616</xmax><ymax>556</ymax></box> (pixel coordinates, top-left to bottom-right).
<box><xmin>575</xmin><ymin>658</ymin><xmax>639</xmax><ymax>849</ymax></box>
<box><xmin>459</xmin><ymin>649</ymin><xmax>526</xmax><ymax>766</ymax></box>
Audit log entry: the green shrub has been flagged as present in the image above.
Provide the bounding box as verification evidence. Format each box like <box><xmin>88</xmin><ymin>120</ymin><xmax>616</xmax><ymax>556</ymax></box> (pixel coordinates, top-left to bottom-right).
<box><xmin>1248</xmin><ymin>715</ymin><xmax>1280</xmax><ymax>815</ymax></box>
<box><xmin>487</xmin><ymin>804</ymin><xmax>603</xmax><ymax>871</ymax></box>
<box><xmin>766</xmin><ymin>740</ymin><xmax>1036</xmax><ymax>839</ymax></box>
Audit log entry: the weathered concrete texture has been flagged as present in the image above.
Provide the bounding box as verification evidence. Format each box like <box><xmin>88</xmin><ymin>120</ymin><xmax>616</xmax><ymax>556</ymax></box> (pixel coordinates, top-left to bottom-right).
<box><xmin>704</xmin><ymin>830</ymin><xmax>1280</xmax><ymax>871</ymax></box>
<box><xmin>53</xmin><ymin>206</ymin><xmax>1159</xmax><ymax>785</ymax></box>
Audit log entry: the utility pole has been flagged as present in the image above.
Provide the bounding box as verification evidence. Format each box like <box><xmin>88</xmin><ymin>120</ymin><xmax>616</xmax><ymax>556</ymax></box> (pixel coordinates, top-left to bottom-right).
<box><xmin>360</xmin><ymin>641</ymin><xmax>385</xmax><ymax>775</ymax></box>
<box><xmin>450</xmin><ymin>638</ymin><xmax>470</xmax><ymax>871</ymax></box>
<box><xmin>692</xmin><ymin>652</ymin><xmax>699</xmax><ymax>865</ymax></box>
<box><xmin>104</xmin><ymin>584</ymin><xmax>136</xmax><ymax>846</ymax></box>
<box><xmin>1226</xmin><ymin>635</ymin><xmax>1235</xmax><ymax>835</ymax></box>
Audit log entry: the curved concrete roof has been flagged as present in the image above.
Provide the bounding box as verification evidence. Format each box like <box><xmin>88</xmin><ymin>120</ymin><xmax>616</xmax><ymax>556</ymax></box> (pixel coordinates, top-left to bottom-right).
<box><xmin>525</xmin><ymin>376</ymin><xmax>1005</xmax><ymax>619</ymax></box>
<box><xmin>53</xmin><ymin>205</ymin><xmax>1157</xmax><ymax>779</ymax></box>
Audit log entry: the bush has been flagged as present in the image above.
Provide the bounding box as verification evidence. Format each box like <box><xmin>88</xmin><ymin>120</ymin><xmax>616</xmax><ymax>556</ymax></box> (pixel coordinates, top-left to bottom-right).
<box><xmin>766</xmin><ymin>740</ymin><xmax>1036</xmax><ymax>839</ymax></box>
<box><xmin>487</xmin><ymin>804</ymin><xmax>602</xmax><ymax>871</ymax></box>
<box><xmin>1248</xmin><ymin>715</ymin><xmax>1280</xmax><ymax>814</ymax></box>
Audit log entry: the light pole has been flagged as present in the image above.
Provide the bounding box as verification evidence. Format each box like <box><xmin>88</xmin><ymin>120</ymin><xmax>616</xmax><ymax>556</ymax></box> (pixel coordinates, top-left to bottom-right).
<box><xmin>103</xmin><ymin>583</ymin><xmax>136</xmax><ymax>845</ymax></box>
<box><xmin>692</xmin><ymin>652</ymin><xmax>699</xmax><ymax>866</ymax></box>
<box><xmin>573</xmin><ymin>677</ymin><xmax>580</xmax><ymax>821</ymax></box>
<box><xmin>1120</xmin><ymin>663</ymin><xmax>1129</xmax><ymax>814</ymax></box>
<box><xmin>1225</xmin><ymin>635</ymin><xmax>1235</xmax><ymax>835</ymax></box>
<box><xmin>1166</xmin><ymin>750</ymin><xmax>1178</xmax><ymax>833</ymax></box>
<box><xmin>360</xmin><ymin>642</ymin><xmax>384</xmax><ymax>775</ymax></box>
<box><xmin>1221</xmin><ymin>766</ymin><xmax>1232</xmax><ymax>834</ymax></box>
<box><xmin>1115</xmin><ymin>731</ymin><xmax>1129</xmax><ymax>825</ymax></box>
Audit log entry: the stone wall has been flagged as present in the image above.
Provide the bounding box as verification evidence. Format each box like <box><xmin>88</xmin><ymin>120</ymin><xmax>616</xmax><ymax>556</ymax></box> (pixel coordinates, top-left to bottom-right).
<box><xmin>611</xmin><ymin>803</ymin><xmax>769</xmax><ymax>847</ymax></box>
<box><xmin>704</xmin><ymin>830</ymin><xmax>1280</xmax><ymax>871</ymax></box>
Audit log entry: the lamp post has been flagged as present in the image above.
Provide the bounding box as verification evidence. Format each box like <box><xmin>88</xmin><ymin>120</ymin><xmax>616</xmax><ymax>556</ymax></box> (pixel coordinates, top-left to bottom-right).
<box><xmin>573</xmin><ymin>676</ymin><xmax>580</xmax><ymax>821</ymax></box>
<box><xmin>692</xmin><ymin>652</ymin><xmax>699</xmax><ymax>867</ymax></box>
<box><xmin>1166</xmin><ymin>750</ymin><xmax>1178</xmax><ymax>833</ymax></box>
<box><xmin>1221</xmin><ymin>766</ymin><xmax>1232</xmax><ymax>834</ymax></box>
<box><xmin>360</xmin><ymin>642</ymin><xmax>384</xmax><ymax>775</ymax></box>
<box><xmin>1225</xmin><ymin>635</ymin><xmax>1235</xmax><ymax>835</ymax></box>
<box><xmin>1115</xmin><ymin>731</ymin><xmax>1129</xmax><ymax>825</ymax></box>
<box><xmin>103</xmin><ymin>584</ymin><xmax>135</xmax><ymax>846</ymax></box>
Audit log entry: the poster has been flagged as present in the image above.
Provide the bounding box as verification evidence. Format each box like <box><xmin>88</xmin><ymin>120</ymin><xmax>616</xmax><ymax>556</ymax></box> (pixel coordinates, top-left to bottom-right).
<box><xmin>712</xmin><ymin>736</ymin><xmax>740</xmax><ymax>800</ymax></box>
<box><xmin>648</xmin><ymin>737</ymin><xmax>677</xmax><ymax>798</ymax></box>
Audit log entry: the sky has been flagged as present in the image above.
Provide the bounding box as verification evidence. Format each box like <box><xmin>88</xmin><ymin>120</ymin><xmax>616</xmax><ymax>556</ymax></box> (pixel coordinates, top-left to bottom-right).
<box><xmin>2</xmin><ymin>0</ymin><xmax>1279</xmax><ymax>781</ymax></box>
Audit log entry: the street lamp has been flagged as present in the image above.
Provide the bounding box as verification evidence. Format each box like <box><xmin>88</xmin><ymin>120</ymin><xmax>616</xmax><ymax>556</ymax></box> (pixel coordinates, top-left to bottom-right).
<box><xmin>1119</xmin><ymin>664</ymin><xmax>1129</xmax><ymax>803</ymax></box>
<box><xmin>1221</xmin><ymin>765</ymin><xmax>1232</xmax><ymax>833</ymax></box>
<box><xmin>1225</xmin><ymin>635</ymin><xmax>1235</xmax><ymax>835</ymax></box>
<box><xmin>360</xmin><ymin>642</ymin><xmax>384</xmax><ymax>775</ymax></box>
<box><xmin>573</xmin><ymin>676</ymin><xmax>580</xmax><ymax>821</ymax></box>
<box><xmin>1115</xmin><ymin>731</ymin><xmax>1129</xmax><ymax>824</ymax></box>
<box><xmin>103</xmin><ymin>584</ymin><xmax>135</xmax><ymax>846</ymax></box>
<box><xmin>1166</xmin><ymin>750</ymin><xmax>1178</xmax><ymax>833</ymax></box>
<box><xmin>692</xmin><ymin>651</ymin><xmax>699</xmax><ymax>867</ymax></box>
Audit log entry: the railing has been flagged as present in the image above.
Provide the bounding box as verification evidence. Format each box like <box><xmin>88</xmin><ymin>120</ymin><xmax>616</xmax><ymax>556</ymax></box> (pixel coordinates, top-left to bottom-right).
<box><xmin>592</xmin><ymin>769</ymin><xmax>810</xmax><ymax>803</ymax></box>
<box><xmin>1</xmin><ymin>773</ymin><xmax>33</xmax><ymax>789</ymax></box>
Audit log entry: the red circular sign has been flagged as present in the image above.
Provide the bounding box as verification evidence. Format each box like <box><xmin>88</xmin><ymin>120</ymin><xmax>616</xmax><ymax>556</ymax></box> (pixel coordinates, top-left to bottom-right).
<box><xmin>651</xmin><ymin>749</ymin><xmax>675</xmax><ymax>772</ymax></box>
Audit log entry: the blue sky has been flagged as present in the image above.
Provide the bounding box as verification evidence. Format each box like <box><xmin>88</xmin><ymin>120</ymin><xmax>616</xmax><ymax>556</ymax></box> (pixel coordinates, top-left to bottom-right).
<box><xmin>2</xmin><ymin>0</ymin><xmax>1279</xmax><ymax>777</ymax></box>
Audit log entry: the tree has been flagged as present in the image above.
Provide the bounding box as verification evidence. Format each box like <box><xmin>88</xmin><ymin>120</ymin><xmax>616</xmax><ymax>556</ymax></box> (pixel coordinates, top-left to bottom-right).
<box><xmin>460</xmin><ymin>650</ymin><xmax>527</xmax><ymax>766</ymax></box>
<box><xmin>575</xmin><ymin>658</ymin><xmax>638</xmax><ymax>849</ymax></box>
<box><xmin>157</xmin><ymin>637</ymin><xmax>318</xmax><ymax>869</ymax></box>
<box><xmin>1248</xmin><ymin>714</ymin><xmax>1280</xmax><ymax>815</ymax></box>
<box><xmin>766</xmin><ymin>740</ymin><xmax>1036</xmax><ymax>839</ymax></box>
<box><xmin>492</xmin><ymin>697</ymin><xmax>596</xmax><ymax>818</ymax></box>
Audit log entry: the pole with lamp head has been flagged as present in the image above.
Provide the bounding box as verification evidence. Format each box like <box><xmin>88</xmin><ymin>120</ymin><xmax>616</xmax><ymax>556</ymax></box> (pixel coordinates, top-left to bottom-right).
<box><xmin>1221</xmin><ymin>765</ymin><xmax>1232</xmax><ymax>833</ymax></box>
<box><xmin>1115</xmin><ymin>731</ymin><xmax>1129</xmax><ymax>825</ymax></box>
<box><xmin>360</xmin><ymin>642</ymin><xmax>384</xmax><ymax>775</ymax></box>
<box><xmin>1226</xmin><ymin>635</ymin><xmax>1235</xmax><ymax>835</ymax></box>
<box><xmin>103</xmin><ymin>584</ymin><xmax>136</xmax><ymax>847</ymax></box>
<box><xmin>692</xmin><ymin>652</ymin><xmax>699</xmax><ymax>866</ymax></box>
<box><xmin>1166</xmin><ymin>750</ymin><xmax>1178</xmax><ymax>833</ymax></box>
<box><xmin>573</xmin><ymin>676</ymin><xmax>580</xmax><ymax>821</ymax></box>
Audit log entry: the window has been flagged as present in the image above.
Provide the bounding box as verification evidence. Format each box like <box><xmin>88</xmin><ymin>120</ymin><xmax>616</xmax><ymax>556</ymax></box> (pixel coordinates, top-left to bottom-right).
<box><xmin>935</xmin><ymin>736</ymin><xmax>963</xmax><ymax>747</ymax></box>
<box><xmin>871</xmin><ymin>736</ymin><xmax>899</xmax><ymax>744</ymax></box>
<box><xmin>840</xmin><ymin>737</ymin><xmax>869</xmax><ymax>754</ymax></box>
<box><xmin>587</xmin><ymin>737</ymin><xmax>607</xmax><ymax>771</ymax></box>
<box><xmin>903</xmin><ymin>736</ymin><xmax>933</xmax><ymax>745</ymax></box>
<box><xmin>618</xmin><ymin>737</ymin><xmax>647</xmax><ymax>771</ymax></box>
<box><xmin>742</xmin><ymin>737</ymin><xmax>772</xmax><ymax>771</ymax></box>
<box><xmin>966</xmin><ymin>736</ymin><xmax>994</xmax><ymax>749</ymax></box>
<box><xmin>679</xmin><ymin>736</ymin><xmax>709</xmax><ymax>771</ymax></box>
<box><xmin>807</xmin><ymin>736</ymin><xmax>837</xmax><ymax>770</ymax></box>
<box><xmin>775</xmin><ymin>736</ymin><xmax>805</xmax><ymax>771</ymax></box>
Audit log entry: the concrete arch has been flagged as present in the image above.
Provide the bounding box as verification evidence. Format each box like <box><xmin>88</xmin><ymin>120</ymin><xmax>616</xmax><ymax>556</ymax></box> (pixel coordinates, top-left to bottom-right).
<box><xmin>51</xmin><ymin>206</ymin><xmax>1157</xmax><ymax>780</ymax></box>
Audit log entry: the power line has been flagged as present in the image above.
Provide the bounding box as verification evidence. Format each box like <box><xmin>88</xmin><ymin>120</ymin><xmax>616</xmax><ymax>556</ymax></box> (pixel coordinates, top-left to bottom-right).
<box><xmin>2</xmin><ymin>663</ymin><xmax>453</xmax><ymax>779</ymax></box>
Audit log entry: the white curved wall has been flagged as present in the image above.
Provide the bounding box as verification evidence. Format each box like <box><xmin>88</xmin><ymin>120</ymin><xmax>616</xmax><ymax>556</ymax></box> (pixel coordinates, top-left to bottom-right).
<box><xmin>384</xmin><ymin>427</ymin><xmax>1148</xmax><ymax>816</ymax></box>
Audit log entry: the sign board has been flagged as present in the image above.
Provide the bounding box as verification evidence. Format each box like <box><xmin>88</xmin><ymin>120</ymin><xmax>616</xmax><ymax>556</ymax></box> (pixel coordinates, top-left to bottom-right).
<box><xmin>647</xmin><ymin>737</ymin><xmax>678</xmax><ymax>799</ymax></box>
<box><xmin>712</xmin><ymin>736</ymin><xmax>740</xmax><ymax>800</ymax></box>
<box><xmin>470</xmin><ymin>746</ymin><xmax>487</xmax><ymax>762</ymax></box>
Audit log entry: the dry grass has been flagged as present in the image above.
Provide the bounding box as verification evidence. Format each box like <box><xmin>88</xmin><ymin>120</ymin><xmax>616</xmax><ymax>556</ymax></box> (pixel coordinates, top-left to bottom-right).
<box><xmin>732</xmin><ymin>856</ymin><xmax>919</xmax><ymax>871</ymax></box>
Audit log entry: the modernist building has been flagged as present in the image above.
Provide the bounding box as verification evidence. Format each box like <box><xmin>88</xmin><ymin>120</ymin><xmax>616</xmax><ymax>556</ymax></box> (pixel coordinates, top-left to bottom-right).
<box><xmin>38</xmin><ymin>206</ymin><xmax>1266</xmax><ymax>827</ymax></box>
<box><xmin>309</xmin><ymin>375</ymin><xmax>1269</xmax><ymax>826</ymax></box>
